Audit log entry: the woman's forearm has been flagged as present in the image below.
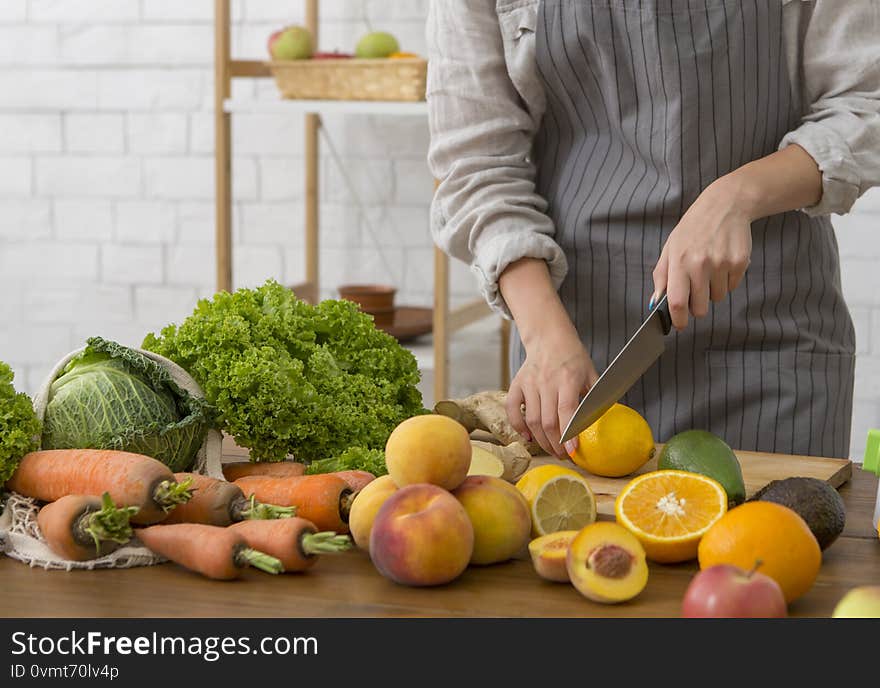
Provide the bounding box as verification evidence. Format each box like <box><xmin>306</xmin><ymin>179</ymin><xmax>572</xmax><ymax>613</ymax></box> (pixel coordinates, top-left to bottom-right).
<box><xmin>719</xmin><ymin>143</ymin><xmax>823</xmax><ymax>221</ymax></box>
<box><xmin>498</xmin><ymin>258</ymin><xmax>579</xmax><ymax>349</ymax></box>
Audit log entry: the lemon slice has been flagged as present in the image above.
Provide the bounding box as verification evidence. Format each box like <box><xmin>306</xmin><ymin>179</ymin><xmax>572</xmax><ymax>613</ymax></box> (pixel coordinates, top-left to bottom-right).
<box><xmin>530</xmin><ymin>474</ymin><xmax>597</xmax><ymax>537</ymax></box>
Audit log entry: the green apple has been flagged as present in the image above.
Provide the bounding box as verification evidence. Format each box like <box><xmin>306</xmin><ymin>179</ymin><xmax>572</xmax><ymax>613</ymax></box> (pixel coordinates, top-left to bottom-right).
<box><xmin>268</xmin><ymin>26</ymin><xmax>313</xmax><ymax>60</ymax></box>
<box><xmin>832</xmin><ymin>586</ymin><xmax>880</xmax><ymax>618</ymax></box>
<box><xmin>354</xmin><ymin>31</ymin><xmax>399</xmax><ymax>58</ymax></box>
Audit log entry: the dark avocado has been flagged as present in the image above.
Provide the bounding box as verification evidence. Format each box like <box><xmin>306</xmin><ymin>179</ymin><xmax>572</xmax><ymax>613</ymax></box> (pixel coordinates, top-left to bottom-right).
<box><xmin>751</xmin><ymin>476</ymin><xmax>846</xmax><ymax>550</ymax></box>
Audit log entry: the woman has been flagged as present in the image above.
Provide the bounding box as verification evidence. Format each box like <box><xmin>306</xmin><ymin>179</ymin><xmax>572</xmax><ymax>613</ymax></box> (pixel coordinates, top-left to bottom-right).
<box><xmin>426</xmin><ymin>0</ymin><xmax>880</xmax><ymax>460</ymax></box>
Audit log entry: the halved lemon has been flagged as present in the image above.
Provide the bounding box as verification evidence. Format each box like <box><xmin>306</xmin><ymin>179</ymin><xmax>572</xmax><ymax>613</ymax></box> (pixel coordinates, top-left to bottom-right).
<box><xmin>614</xmin><ymin>469</ymin><xmax>728</xmax><ymax>563</ymax></box>
<box><xmin>515</xmin><ymin>464</ymin><xmax>586</xmax><ymax>503</ymax></box>
<box><xmin>529</xmin><ymin>474</ymin><xmax>597</xmax><ymax>537</ymax></box>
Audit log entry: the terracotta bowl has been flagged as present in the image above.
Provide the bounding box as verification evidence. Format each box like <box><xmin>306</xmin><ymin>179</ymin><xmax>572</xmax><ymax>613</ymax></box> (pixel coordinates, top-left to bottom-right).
<box><xmin>338</xmin><ymin>284</ymin><xmax>397</xmax><ymax>324</ymax></box>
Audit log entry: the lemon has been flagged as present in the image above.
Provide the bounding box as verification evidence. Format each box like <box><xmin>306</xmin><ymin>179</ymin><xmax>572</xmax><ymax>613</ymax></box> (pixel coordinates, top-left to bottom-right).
<box><xmin>515</xmin><ymin>464</ymin><xmax>587</xmax><ymax>503</ymax></box>
<box><xmin>568</xmin><ymin>403</ymin><xmax>655</xmax><ymax>477</ymax></box>
<box><xmin>529</xmin><ymin>475</ymin><xmax>597</xmax><ymax>537</ymax></box>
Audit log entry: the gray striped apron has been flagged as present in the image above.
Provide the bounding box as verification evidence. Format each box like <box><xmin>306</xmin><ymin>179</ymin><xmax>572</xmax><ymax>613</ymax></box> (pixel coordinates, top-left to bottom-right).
<box><xmin>512</xmin><ymin>0</ymin><xmax>856</xmax><ymax>458</ymax></box>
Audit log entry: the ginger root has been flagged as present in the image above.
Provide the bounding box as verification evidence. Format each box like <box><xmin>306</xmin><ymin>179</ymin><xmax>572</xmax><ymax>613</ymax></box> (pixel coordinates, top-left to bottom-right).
<box><xmin>434</xmin><ymin>390</ymin><xmax>541</xmax><ymax>455</ymax></box>
<box><xmin>470</xmin><ymin>440</ymin><xmax>532</xmax><ymax>483</ymax></box>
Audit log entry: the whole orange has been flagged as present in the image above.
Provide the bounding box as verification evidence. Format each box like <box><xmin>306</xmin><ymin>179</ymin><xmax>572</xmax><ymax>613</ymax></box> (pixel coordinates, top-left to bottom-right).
<box><xmin>697</xmin><ymin>501</ymin><xmax>821</xmax><ymax>603</ymax></box>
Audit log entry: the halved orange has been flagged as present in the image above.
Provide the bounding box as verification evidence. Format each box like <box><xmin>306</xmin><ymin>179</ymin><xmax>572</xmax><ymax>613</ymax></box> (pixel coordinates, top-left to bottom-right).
<box><xmin>614</xmin><ymin>470</ymin><xmax>728</xmax><ymax>563</ymax></box>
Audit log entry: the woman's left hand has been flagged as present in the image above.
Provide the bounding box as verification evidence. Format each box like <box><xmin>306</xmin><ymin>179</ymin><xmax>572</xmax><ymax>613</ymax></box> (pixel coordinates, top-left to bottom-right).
<box><xmin>651</xmin><ymin>177</ymin><xmax>753</xmax><ymax>330</ymax></box>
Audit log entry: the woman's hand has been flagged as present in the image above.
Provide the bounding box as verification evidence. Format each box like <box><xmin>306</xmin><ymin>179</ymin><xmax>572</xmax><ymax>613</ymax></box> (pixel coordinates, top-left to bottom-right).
<box><xmin>651</xmin><ymin>178</ymin><xmax>753</xmax><ymax>331</ymax></box>
<box><xmin>651</xmin><ymin>144</ymin><xmax>823</xmax><ymax>330</ymax></box>
<box><xmin>507</xmin><ymin>328</ymin><xmax>599</xmax><ymax>459</ymax></box>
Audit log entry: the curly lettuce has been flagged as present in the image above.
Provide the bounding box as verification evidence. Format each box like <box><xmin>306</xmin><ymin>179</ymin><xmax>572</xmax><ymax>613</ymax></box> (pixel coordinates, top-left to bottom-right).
<box><xmin>0</xmin><ymin>361</ymin><xmax>41</xmax><ymax>483</ymax></box>
<box><xmin>142</xmin><ymin>280</ymin><xmax>427</xmax><ymax>462</ymax></box>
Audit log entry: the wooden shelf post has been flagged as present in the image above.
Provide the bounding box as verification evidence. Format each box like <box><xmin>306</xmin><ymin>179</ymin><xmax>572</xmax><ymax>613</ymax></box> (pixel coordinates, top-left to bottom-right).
<box><xmin>304</xmin><ymin>0</ymin><xmax>320</xmax><ymax>297</ymax></box>
<box><xmin>214</xmin><ymin>0</ymin><xmax>232</xmax><ymax>292</ymax></box>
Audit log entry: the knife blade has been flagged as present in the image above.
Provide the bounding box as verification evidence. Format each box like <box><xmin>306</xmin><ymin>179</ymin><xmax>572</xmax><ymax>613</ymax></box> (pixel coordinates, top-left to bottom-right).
<box><xmin>560</xmin><ymin>294</ymin><xmax>672</xmax><ymax>443</ymax></box>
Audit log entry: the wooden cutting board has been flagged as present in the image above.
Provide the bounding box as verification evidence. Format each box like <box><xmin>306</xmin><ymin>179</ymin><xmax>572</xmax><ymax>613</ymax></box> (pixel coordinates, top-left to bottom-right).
<box><xmin>529</xmin><ymin>446</ymin><xmax>852</xmax><ymax>516</ymax></box>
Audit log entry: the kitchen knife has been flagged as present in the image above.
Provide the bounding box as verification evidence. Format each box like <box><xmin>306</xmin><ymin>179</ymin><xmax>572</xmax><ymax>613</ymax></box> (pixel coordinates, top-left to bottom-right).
<box><xmin>560</xmin><ymin>294</ymin><xmax>672</xmax><ymax>443</ymax></box>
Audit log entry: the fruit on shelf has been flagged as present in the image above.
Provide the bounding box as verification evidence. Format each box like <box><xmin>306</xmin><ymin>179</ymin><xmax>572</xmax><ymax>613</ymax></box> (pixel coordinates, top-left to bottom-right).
<box><xmin>389</xmin><ymin>51</ymin><xmax>420</xmax><ymax>59</ymax></box>
<box><xmin>615</xmin><ymin>469</ymin><xmax>728</xmax><ymax>563</ymax></box>
<box><xmin>385</xmin><ymin>414</ymin><xmax>472</xmax><ymax>491</ymax></box>
<box><xmin>751</xmin><ymin>476</ymin><xmax>846</xmax><ymax>550</ymax></box>
<box><xmin>268</xmin><ymin>26</ymin><xmax>314</xmax><ymax>60</ymax></box>
<box><xmin>348</xmin><ymin>474</ymin><xmax>398</xmax><ymax>552</ymax></box>
<box><xmin>568</xmin><ymin>403</ymin><xmax>655</xmax><ymax>477</ymax></box>
<box><xmin>528</xmin><ymin>531</ymin><xmax>579</xmax><ymax>582</ymax></box>
<box><xmin>658</xmin><ymin>429</ymin><xmax>746</xmax><ymax>506</ymax></box>
<box><xmin>832</xmin><ymin>586</ymin><xmax>880</xmax><ymax>618</ymax></box>
<box><xmin>697</xmin><ymin>501</ymin><xmax>821</xmax><ymax>604</ymax></box>
<box><xmin>369</xmin><ymin>483</ymin><xmax>474</xmax><ymax>587</ymax></box>
<box><xmin>566</xmin><ymin>522</ymin><xmax>648</xmax><ymax>604</ymax></box>
<box><xmin>452</xmin><ymin>475</ymin><xmax>531</xmax><ymax>565</ymax></box>
<box><xmin>355</xmin><ymin>31</ymin><xmax>400</xmax><ymax>58</ymax></box>
<box><xmin>682</xmin><ymin>563</ymin><xmax>788</xmax><ymax>618</ymax></box>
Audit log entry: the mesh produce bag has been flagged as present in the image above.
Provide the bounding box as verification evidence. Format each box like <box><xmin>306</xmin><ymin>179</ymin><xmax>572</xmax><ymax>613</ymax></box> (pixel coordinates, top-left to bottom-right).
<box><xmin>0</xmin><ymin>345</ymin><xmax>224</xmax><ymax>571</ymax></box>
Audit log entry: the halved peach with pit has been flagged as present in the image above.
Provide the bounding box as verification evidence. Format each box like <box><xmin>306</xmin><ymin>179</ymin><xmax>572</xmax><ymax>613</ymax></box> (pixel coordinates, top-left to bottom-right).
<box><xmin>528</xmin><ymin>531</ymin><xmax>579</xmax><ymax>582</ymax></box>
<box><xmin>566</xmin><ymin>522</ymin><xmax>649</xmax><ymax>603</ymax></box>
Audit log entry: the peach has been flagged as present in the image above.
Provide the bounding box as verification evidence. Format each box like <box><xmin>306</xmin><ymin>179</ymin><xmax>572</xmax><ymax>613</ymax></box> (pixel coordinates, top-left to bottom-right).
<box><xmin>385</xmin><ymin>414</ymin><xmax>471</xmax><ymax>491</ymax></box>
<box><xmin>528</xmin><ymin>531</ymin><xmax>579</xmax><ymax>582</ymax></box>
<box><xmin>566</xmin><ymin>522</ymin><xmax>649</xmax><ymax>604</ymax></box>
<box><xmin>369</xmin><ymin>483</ymin><xmax>474</xmax><ymax>586</ymax></box>
<box><xmin>452</xmin><ymin>475</ymin><xmax>531</xmax><ymax>565</ymax></box>
<box><xmin>347</xmin><ymin>475</ymin><xmax>398</xmax><ymax>552</ymax></box>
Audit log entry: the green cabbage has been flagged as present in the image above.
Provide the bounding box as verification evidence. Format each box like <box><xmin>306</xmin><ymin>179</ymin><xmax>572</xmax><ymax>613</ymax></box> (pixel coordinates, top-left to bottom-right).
<box><xmin>0</xmin><ymin>361</ymin><xmax>41</xmax><ymax>484</ymax></box>
<box><xmin>41</xmin><ymin>337</ymin><xmax>212</xmax><ymax>472</ymax></box>
<box><xmin>142</xmin><ymin>279</ymin><xmax>427</xmax><ymax>463</ymax></box>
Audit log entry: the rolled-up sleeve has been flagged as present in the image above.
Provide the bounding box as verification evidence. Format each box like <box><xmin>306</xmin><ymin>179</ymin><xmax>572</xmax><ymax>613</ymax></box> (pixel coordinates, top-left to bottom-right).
<box><xmin>779</xmin><ymin>0</ymin><xmax>880</xmax><ymax>217</ymax></box>
<box><xmin>426</xmin><ymin>0</ymin><xmax>564</xmax><ymax>318</ymax></box>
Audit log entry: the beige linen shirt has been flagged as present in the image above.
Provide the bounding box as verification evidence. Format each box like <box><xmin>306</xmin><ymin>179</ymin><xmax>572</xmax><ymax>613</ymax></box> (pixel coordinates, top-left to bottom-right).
<box><xmin>426</xmin><ymin>0</ymin><xmax>880</xmax><ymax>318</ymax></box>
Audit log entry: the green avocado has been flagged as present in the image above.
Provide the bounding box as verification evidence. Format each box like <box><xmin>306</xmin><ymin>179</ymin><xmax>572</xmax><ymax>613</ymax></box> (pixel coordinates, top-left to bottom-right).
<box><xmin>658</xmin><ymin>429</ymin><xmax>746</xmax><ymax>507</ymax></box>
<box><xmin>751</xmin><ymin>476</ymin><xmax>846</xmax><ymax>550</ymax></box>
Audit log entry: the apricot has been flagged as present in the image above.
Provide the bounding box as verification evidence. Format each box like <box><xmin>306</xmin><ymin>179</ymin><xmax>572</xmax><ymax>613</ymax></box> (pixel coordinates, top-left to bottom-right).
<box><xmin>528</xmin><ymin>531</ymin><xmax>579</xmax><ymax>582</ymax></box>
<box><xmin>348</xmin><ymin>475</ymin><xmax>398</xmax><ymax>552</ymax></box>
<box><xmin>385</xmin><ymin>415</ymin><xmax>472</xmax><ymax>491</ymax></box>
<box><xmin>566</xmin><ymin>522</ymin><xmax>648</xmax><ymax>604</ymax></box>
<box><xmin>452</xmin><ymin>475</ymin><xmax>531</xmax><ymax>565</ymax></box>
<box><xmin>369</xmin><ymin>483</ymin><xmax>474</xmax><ymax>586</ymax></box>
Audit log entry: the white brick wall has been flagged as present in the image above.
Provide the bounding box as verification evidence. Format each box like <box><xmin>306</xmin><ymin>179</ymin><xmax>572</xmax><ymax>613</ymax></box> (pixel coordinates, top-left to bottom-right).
<box><xmin>0</xmin><ymin>2</ymin><xmax>877</xmax><ymax>461</ymax></box>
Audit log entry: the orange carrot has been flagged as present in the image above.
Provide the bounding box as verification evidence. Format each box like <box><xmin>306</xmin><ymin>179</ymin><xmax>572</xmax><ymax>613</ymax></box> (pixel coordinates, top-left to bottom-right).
<box><xmin>7</xmin><ymin>449</ymin><xmax>193</xmax><ymax>525</ymax></box>
<box><xmin>222</xmin><ymin>461</ymin><xmax>306</xmax><ymax>482</ymax></box>
<box><xmin>230</xmin><ymin>517</ymin><xmax>352</xmax><ymax>572</ymax></box>
<box><xmin>37</xmin><ymin>492</ymin><xmax>138</xmax><ymax>561</ymax></box>
<box><xmin>162</xmin><ymin>473</ymin><xmax>295</xmax><ymax>526</ymax></box>
<box><xmin>136</xmin><ymin>523</ymin><xmax>283</xmax><ymax>580</ymax></box>
<box><xmin>233</xmin><ymin>474</ymin><xmax>354</xmax><ymax>533</ymax></box>
<box><xmin>331</xmin><ymin>470</ymin><xmax>375</xmax><ymax>493</ymax></box>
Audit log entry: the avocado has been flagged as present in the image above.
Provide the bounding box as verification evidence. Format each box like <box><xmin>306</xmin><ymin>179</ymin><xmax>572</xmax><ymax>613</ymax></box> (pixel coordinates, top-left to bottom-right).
<box><xmin>751</xmin><ymin>476</ymin><xmax>846</xmax><ymax>550</ymax></box>
<box><xmin>658</xmin><ymin>430</ymin><xmax>746</xmax><ymax>507</ymax></box>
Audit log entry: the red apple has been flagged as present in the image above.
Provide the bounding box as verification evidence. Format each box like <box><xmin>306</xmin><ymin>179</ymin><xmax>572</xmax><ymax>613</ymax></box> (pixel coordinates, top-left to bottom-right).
<box><xmin>682</xmin><ymin>563</ymin><xmax>788</xmax><ymax>618</ymax></box>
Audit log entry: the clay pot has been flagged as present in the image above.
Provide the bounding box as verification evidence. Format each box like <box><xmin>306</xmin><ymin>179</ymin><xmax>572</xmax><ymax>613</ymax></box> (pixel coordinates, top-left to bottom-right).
<box><xmin>338</xmin><ymin>284</ymin><xmax>396</xmax><ymax>325</ymax></box>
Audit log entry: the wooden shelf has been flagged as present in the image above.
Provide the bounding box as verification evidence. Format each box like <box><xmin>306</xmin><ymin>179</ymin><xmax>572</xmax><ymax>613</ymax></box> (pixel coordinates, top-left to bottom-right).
<box><xmin>223</xmin><ymin>97</ymin><xmax>429</xmax><ymax>117</ymax></box>
<box><xmin>214</xmin><ymin>0</ymin><xmax>508</xmax><ymax>401</ymax></box>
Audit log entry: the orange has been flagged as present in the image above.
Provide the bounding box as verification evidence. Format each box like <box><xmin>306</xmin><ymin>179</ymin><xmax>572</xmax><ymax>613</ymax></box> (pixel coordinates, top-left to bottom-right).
<box><xmin>568</xmin><ymin>403</ymin><xmax>655</xmax><ymax>477</ymax></box>
<box><xmin>388</xmin><ymin>51</ymin><xmax>420</xmax><ymax>59</ymax></box>
<box><xmin>614</xmin><ymin>470</ymin><xmax>728</xmax><ymax>563</ymax></box>
<box><xmin>697</xmin><ymin>501</ymin><xmax>821</xmax><ymax>603</ymax></box>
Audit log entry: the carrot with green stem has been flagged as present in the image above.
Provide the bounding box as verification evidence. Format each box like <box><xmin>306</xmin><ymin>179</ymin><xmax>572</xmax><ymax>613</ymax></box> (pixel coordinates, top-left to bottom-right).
<box><xmin>163</xmin><ymin>473</ymin><xmax>295</xmax><ymax>526</ymax></box>
<box><xmin>136</xmin><ymin>523</ymin><xmax>283</xmax><ymax>580</ymax></box>
<box><xmin>230</xmin><ymin>517</ymin><xmax>352</xmax><ymax>572</ymax></box>
<box><xmin>7</xmin><ymin>449</ymin><xmax>193</xmax><ymax>525</ymax></box>
<box><xmin>37</xmin><ymin>492</ymin><xmax>139</xmax><ymax>561</ymax></box>
<box><xmin>233</xmin><ymin>474</ymin><xmax>355</xmax><ymax>533</ymax></box>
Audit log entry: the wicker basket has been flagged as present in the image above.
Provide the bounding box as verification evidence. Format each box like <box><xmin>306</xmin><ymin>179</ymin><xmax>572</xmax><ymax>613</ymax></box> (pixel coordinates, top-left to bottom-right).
<box><xmin>269</xmin><ymin>57</ymin><xmax>427</xmax><ymax>102</ymax></box>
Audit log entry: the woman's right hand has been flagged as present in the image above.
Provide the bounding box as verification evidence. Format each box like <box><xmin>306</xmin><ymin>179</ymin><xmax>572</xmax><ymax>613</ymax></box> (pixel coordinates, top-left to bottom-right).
<box><xmin>506</xmin><ymin>329</ymin><xmax>599</xmax><ymax>459</ymax></box>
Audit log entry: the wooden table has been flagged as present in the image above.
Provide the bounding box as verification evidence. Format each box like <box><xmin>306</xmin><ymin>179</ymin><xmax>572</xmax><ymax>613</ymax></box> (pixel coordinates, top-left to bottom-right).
<box><xmin>1</xmin><ymin>465</ymin><xmax>877</xmax><ymax>619</ymax></box>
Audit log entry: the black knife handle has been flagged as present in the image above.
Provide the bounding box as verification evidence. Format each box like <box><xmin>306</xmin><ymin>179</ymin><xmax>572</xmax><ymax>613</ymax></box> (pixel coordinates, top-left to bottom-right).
<box><xmin>654</xmin><ymin>294</ymin><xmax>672</xmax><ymax>335</ymax></box>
